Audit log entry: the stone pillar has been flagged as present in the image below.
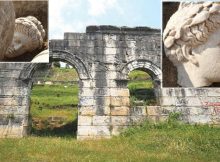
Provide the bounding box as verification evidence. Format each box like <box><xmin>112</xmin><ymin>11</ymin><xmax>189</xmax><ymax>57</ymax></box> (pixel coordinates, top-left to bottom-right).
<box><xmin>0</xmin><ymin>63</ymin><xmax>31</xmax><ymax>138</ymax></box>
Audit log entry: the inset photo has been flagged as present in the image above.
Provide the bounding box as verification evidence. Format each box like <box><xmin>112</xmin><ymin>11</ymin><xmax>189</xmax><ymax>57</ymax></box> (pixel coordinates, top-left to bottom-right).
<box><xmin>0</xmin><ymin>0</ymin><xmax>48</xmax><ymax>62</ymax></box>
<box><xmin>162</xmin><ymin>1</ymin><xmax>220</xmax><ymax>87</ymax></box>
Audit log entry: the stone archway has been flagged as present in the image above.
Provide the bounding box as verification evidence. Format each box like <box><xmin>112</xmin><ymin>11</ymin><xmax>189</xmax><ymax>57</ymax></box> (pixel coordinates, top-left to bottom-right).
<box><xmin>17</xmin><ymin>50</ymin><xmax>91</xmax><ymax>137</ymax></box>
<box><xmin>120</xmin><ymin>59</ymin><xmax>161</xmax><ymax>81</ymax></box>
<box><xmin>19</xmin><ymin>50</ymin><xmax>91</xmax><ymax>80</ymax></box>
<box><xmin>119</xmin><ymin>59</ymin><xmax>162</xmax><ymax>103</ymax></box>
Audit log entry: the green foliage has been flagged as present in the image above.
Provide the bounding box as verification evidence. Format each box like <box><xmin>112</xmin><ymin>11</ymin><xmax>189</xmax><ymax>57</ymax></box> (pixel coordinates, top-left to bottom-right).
<box><xmin>168</xmin><ymin>112</ymin><xmax>181</xmax><ymax>124</ymax></box>
<box><xmin>128</xmin><ymin>70</ymin><xmax>151</xmax><ymax>80</ymax></box>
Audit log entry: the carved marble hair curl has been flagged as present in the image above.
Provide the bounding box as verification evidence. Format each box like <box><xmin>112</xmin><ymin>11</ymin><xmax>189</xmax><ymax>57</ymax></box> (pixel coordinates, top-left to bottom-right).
<box><xmin>5</xmin><ymin>16</ymin><xmax>45</xmax><ymax>58</ymax></box>
<box><xmin>163</xmin><ymin>2</ymin><xmax>220</xmax><ymax>65</ymax></box>
<box><xmin>15</xmin><ymin>16</ymin><xmax>45</xmax><ymax>48</ymax></box>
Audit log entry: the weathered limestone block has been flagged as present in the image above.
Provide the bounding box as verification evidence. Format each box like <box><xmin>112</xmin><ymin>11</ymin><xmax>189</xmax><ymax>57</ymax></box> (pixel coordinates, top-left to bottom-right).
<box><xmin>92</xmin><ymin>71</ymin><xmax>118</xmax><ymax>79</ymax></box>
<box><xmin>0</xmin><ymin>97</ymin><xmax>28</xmax><ymax>106</ymax></box>
<box><xmin>78</xmin><ymin>106</ymin><xmax>96</xmax><ymax>116</ymax></box>
<box><xmin>0</xmin><ymin>1</ymin><xmax>15</xmax><ymax>60</ymax></box>
<box><xmin>110</xmin><ymin>106</ymin><xmax>130</xmax><ymax>116</ymax></box>
<box><xmin>188</xmin><ymin>107</ymin><xmax>213</xmax><ymax>116</ymax></box>
<box><xmin>111</xmin><ymin>116</ymin><xmax>130</xmax><ymax>126</ymax></box>
<box><xmin>105</xmin><ymin>48</ymin><xmax>117</xmax><ymax>55</ymax></box>
<box><xmin>92</xmin><ymin>116</ymin><xmax>110</xmax><ymax>126</ymax></box>
<box><xmin>79</xmin><ymin>96</ymin><xmax>94</xmax><ymax>106</ymax></box>
<box><xmin>77</xmin><ymin>126</ymin><xmax>111</xmax><ymax>136</ymax></box>
<box><xmin>130</xmin><ymin>106</ymin><xmax>147</xmax><ymax>116</ymax></box>
<box><xmin>67</xmin><ymin>40</ymin><xmax>81</xmax><ymax>47</ymax></box>
<box><xmin>110</xmin><ymin>88</ymin><xmax>130</xmax><ymax>97</ymax></box>
<box><xmin>78</xmin><ymin>116</ymin><xmax>92</xmax><ymax>126</ymax></box>
<box><xmin>0</xmin><ymin>126</ymin><xmax>23</xmax><ymax>138</ymax></box>
<box><xmin>79</xmin><ymin>106</ymin><xmax>110</xmax><ymax>116</ymax></box>
<box><xmin>94</xmin><ymin>88</ymin><xmax>111</xmax><ymax>96</ymax></box>
<box><xmin>0</xmin><ymin>87</ymin><xmax>29</xmax><ymax>96</ymax></box>
<box><xmin>159</xmin><ymin>96</ymin><xmax>176</xmax><ymax>106</ymax></box>
<box><xmin>188</xmin><ymin>115</ymin><xmax>212</xmax><ymax>124</ymax></box>
<box><xmin>147</xmin><ymin>106</ymin><xmax>161</xmax><ymax>116</ymax></box>
<box><xmin>80</xmin><ymin>88</ymin><xmax>94</xmax><ymax>97</ymax></box>
<box><xmin>161</xmin><ymin>88</ymin><xmax>211</xmax><ymax>97</ymax></box>
<box><xmin>110</xmin><ymin>96</ymin><xmax>130</xmax><ymax>107</ymax></box>
<box><xmin>0</xmin><ymin>70</ymin><xmax>22</xmax><ymax>78</ymax></box>
<box><xmin>211</xmin><ymin>115</ymin><xmax>220</xmax><ymax>124</ymax></box>
<box><xmin>130</xmin><ymin>116</ymin><xmax>147</xmax><ymax>124</ymax></box>
<box><xmin>64</xmin><ymin>33</ymin><xmax>86</xmax><ymax>40</ymax></box>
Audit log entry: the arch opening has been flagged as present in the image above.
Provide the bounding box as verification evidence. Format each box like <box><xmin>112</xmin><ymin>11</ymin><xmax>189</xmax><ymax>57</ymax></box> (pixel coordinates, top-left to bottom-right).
<box><xmin>120</xmin><ymin>60</ymin><xmax>162</xmax><ymax>107</ymax></box>
<box><xmin>128</xmin><ymin>69</ymin><xmax>157</xmax><ymax>107</ymax></box>
<box><xmin>127</xmin><ymin>68</ymin><xmax>159</xmax><ymax>107</ymax></box>
<box><xmin>29</xmin><ymin>61</ymin><xmax>80</xmax><ymax>137</ymax></box>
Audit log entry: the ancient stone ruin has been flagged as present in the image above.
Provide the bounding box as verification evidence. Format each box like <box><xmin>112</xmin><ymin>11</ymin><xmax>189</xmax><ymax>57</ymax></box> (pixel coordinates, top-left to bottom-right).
<box><xmin>0</xmin><ymin>25</ymin><xmax>220</xmax><ymax>139</ymax></box>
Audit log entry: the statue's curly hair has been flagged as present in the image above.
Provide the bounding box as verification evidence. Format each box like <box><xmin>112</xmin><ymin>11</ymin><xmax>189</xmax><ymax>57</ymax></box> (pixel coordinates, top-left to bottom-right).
<box><xmin>6</xmin><ymin>16</ymin><xmax>45</xmax><ymax>58</ymax></box>
<box><xmin>15</xmin><ymin>16</ymin><xmax>45</xmax><ymax>48</ymax></box>
<box><xmin>163</xmin><ymin>2</ymin><xmax>220</xmax><ymax>65</ymax></box>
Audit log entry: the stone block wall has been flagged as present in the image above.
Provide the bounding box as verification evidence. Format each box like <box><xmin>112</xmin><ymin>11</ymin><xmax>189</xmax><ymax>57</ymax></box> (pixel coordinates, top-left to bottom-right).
<box><xmin>59</xmin><ymin>27</ymin><xmax>161</xmax><ymax>139</ymax></box>
<box><xmin>0</xmin><ymin>63</ymin><xmax>31</xmax><ymax>137</ymax></box>
<box><xmin>0</xmin><ymin>26</ymin><xmax>161</xmax><ymax>139</ymax></box>
<box><xmin>159</xmin><ymin>88</ymin><xmax>220</xmax><ymax>125</ymax></box>
<box><xmin>1</xmin><ymin>25</ymin><xmax>219</xmax><ymax>140</ymax></box>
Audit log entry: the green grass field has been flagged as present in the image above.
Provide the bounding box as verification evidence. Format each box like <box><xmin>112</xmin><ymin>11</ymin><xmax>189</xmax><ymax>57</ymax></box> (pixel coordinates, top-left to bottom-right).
<box><xmin>46</xmin><ymin>67</ymin><xmax>78</xmax><ymax>81</ymax></box>
<box><xmin>30</xmin><ymin>84</ymin><xmax>78</xmax><ymax>136</ymax></box>
<box><xmin>1</xmin><ymin>68</ymin><xmax>219</xmax><ymax>161</ymax></box>
<box><xmin>0</xmin><ymin>121</ymin><xmax>219</xmax><ymax>162</ymax></box>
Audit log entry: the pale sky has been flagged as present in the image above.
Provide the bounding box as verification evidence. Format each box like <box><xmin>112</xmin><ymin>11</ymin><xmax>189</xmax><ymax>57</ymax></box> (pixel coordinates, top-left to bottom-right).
<box><xmin>49</xmin><ymin>0</ymin><xmax>161</xmax><ymax>39</ymax></box>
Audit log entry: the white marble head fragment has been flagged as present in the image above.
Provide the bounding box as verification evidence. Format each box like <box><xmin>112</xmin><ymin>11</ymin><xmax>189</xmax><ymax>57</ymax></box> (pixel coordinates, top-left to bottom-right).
<box><xmin>163</xmin><ymin>2</ymin><xmax>220</xmax><ymax>87</ymax></box>
<box><xmin>5</xmin><ymin>16</ymin><xmax>45</xmax><ymax>58</ymax></box>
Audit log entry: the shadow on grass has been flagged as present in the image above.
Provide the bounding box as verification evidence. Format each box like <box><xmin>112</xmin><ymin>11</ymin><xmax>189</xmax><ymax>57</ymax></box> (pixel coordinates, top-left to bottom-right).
<box><xmin>130</xmin><ymin>88</ymin><xmax>156</xmax><ymax>103</ymax></box>
<box><xmin>31</xmin><ymin>119</ymin><xmax>78</xmax><ymax>138</ymax></box>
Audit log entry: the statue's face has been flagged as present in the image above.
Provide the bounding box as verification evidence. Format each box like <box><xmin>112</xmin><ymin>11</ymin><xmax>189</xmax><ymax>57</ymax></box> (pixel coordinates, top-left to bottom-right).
<box><xmin>192</xmin><ymin>28</ymin><xmax>220</xmax><ymax>84</ymax></box>
<box><xmin>6</xmin><ymin>32</ymin><xmax>30</xmax><ymax>58</ymax></box>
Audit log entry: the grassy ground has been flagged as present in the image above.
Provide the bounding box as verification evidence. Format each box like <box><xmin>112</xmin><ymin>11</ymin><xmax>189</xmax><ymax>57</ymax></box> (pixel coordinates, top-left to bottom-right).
<box><xmin>31</xmin><ymin>84</ymin><xmax>78</xmax><ymax>107</ymax></box>
<box><xmin>46</xmin><ymin>67</ymin><xmax>78</xmax><ymax>81</ymax></box>
<box><xmin>0</xmin><ymin>121</ymin><xmax>219</xmax><ymax>162</ymax></box>
<box><xmin>1</xmin><ymin>69</ymin><xmax>219</xmax><ymax>161</ymax></box>
<box><xmin>31</xmin><ymin>84</ymin><xmax>78</xmax><ymax>136</ymax></box>
<box><xmin>128</xmin><ymin>70</ymin><xmax>156</xmax><ymax>105</ymax></box>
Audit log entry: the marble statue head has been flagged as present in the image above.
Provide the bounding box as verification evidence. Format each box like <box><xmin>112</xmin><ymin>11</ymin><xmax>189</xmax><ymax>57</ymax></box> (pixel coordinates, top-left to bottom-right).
<box><xmin>5</xmin><ymin>16</ymin><xmax>45</xmax><ymax>58</ymax></box>
<box><xmin>163</xmin><ymin>2</ymin><xmax>220</xmax><ymax>87</ymax></box>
